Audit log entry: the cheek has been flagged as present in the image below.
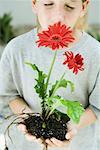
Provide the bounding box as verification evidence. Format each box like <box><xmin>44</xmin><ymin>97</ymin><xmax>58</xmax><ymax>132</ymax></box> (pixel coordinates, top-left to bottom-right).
<box><xmin>38</xmin><ymin>9</ymin><xmax>49</xmax><ymax>19</ymax></box>
<box><xmin>37</xmin><ymin>11</ymin><xmax>50</xmax><ymax>29</ymax></box>
<box><xmin>64</xmin><ymin>10</ymin><xmax>82</xmax><ymax>27</ymax></box>
<box><xmin>39</xmin><ymin>11</ymin><xmax>52</xmax><ymax>24</ymax></box>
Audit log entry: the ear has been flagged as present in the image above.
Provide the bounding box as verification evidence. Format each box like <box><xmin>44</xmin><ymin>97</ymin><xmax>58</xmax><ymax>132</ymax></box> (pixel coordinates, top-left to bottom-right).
<box><xmin>32</xmin><ymin>0</ymin><xmax>37</xmax><ymax>14</ymax></box>
<box><xmin>80</xmin><ymin>1</ymin><xmax>89</xmax><ymax>18</ymax></box>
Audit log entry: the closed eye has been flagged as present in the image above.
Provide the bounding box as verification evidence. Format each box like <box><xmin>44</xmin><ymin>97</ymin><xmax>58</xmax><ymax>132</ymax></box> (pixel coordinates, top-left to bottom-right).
<box><xmin>44</xmin><ymin>3</ymin><xmax>54</xmax><ymax>6</ymax></box>
<box><xmin>65</xmin><ymin>4</ymin><xmax>75</xmax><ymax>10</ymax></box>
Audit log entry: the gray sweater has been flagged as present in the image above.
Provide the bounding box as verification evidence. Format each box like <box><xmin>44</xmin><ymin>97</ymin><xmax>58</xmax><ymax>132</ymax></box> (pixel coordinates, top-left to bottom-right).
<box><xmin>0</xmin><ymin>28</ymin><xmax>100</xmax><ymax>150</ymax></box>
<box><xmin>0</xmin><ymin>28</ymin><xmax>100</xmax><ymax>117</ymax></box>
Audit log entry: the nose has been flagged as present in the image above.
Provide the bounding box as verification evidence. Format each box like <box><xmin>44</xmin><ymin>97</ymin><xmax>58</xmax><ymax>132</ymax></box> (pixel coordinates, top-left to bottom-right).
<box><xmin>51</xmin><ymin>7</ymin><xmax>65</xmax><ymax>24</ymax></box>
<box><xmin>51</xmin><ymin>15</ymin><xmax>64</xmax><ymax>23</ymax></box>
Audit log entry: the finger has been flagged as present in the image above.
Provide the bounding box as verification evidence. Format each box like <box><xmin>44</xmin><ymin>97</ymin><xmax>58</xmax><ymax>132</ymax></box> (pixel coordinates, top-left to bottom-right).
<box><xmin>17</xmin><ymin>124</ymin><xmax>27</xmax><ymax>133</ymax></box>
<box><xmin>25</xmin><ymin>134</ymin><xmax>43</xmax><ymax>144</ymax></box>
<box><xmin>66</xmin><ymin>132</ymin><xmax>71</xmax><ymax>140</ymax></box>
<box><xmin>67</xmin><ymin>121</ymin><xmax>74</xmax><ymax>131</ymax></box>
<box><xmin>67</xmin><ymin>121</ymin><xmax>79</xmax><ymax>132</ymax></box>
<box><xmin>25</xmin><ymin>133</ymin><xmax>37</xmax><ymax>141</ymax></box>
<box><xmin>36</xmin><ymin>138</ymin><xmax>43</xmax><ymax>144</ymax></box>
<box><xmin>50</xmin><ymin>138</ymin><xmax>66</xmax><ymax>147</ymax></box>
<box><xmin>67</xmin><ymin>123</ymin><xmax>72</xmax><ymax>131</ymax></box>
<box><xmin>66</xmin><ymin>129</ymin><xmax>77</xmax><ymax>140</ymax></box>
<box><xmin>45</xmin><ymin>139</ymin><xmax>55</xmax><ymax>147</ymax></box>
<box><xmin>51</xmin><ymin>138</ymin><xmax>70</xmax><ymax>147</ymax></box>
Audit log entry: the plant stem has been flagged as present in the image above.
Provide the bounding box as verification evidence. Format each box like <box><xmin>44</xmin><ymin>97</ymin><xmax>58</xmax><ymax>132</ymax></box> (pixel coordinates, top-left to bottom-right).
<box><xmin>45</xmin><ymin>50</ymin><xmax>57</xmax><ymax>92</ymax></box>
<box><xmin>46</xmin><ymin>72</ymin><xmax>66</xmax><ymax>119</ymax></box>
<box><xmin>41</xmin><ymin>98</ymin><xmax>47</xmax><ymax>118</ymax></box>
<box><xmin>50</xmin><ymin>72</ymin><xmax>66</xmax><ymax>97</ymax></box>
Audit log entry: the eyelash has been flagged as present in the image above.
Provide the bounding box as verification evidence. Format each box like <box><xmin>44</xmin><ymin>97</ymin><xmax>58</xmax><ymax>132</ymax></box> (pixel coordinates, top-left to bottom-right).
<box><xmin>44</xmin><ymin>3</ymin><xmax>54</xmax><ymax>6</ymax></box>
<box><xmin>65</xmin><ymin>5</ymin><xmax>75</xmax><ymax>10</ymax></box>
<box><xmin>44</xmin><ymin>3</ymin><xmax>75</xmax><ymax>10</ymax></box>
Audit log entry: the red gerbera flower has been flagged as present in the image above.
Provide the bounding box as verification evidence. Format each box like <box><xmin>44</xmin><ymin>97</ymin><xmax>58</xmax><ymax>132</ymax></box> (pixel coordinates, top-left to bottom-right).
<box><xmin>36</xmin><ymin>22</ymin><xmax>75</xmax><ymax>50</ymax></box>
<box><xmin>63</xmin><ymin>51</ymin><xmax>84</xmax><ymax>74</ymax></box>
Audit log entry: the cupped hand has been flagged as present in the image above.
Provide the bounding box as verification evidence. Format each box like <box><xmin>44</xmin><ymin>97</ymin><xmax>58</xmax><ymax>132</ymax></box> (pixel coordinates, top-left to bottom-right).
<box><xmin>65</xmin><ymin>121</ymin><xmax>79</xmax><ymax>140</ymax></box>
<box><xmin>45</xmin><ymin>120</ymin><xmax>79</xmax><ymax>148</ymax></box>
<box><xmin>45</xmin><ymin>137</ymin><xmax>70</xmax><ymax>148</ymax></box>
<box><xmin>17</xmin><ymin>123</ymin><xmax>43</xmax><ymax>144</ymax></box>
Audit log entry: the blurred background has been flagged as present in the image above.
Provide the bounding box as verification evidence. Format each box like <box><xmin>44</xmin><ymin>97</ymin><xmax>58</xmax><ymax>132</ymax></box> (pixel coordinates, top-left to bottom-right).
<box><xmin>0</xmin><ymin>0</ymin><xmax>100</xmax><ymax>58</ymax></box>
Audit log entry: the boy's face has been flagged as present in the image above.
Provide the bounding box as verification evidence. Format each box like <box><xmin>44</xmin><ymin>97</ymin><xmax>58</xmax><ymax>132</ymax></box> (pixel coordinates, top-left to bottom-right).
<box><xmin>32</xmin><ymin>0</ymin><xmax>87</xmax><ymax>30</ymax></box>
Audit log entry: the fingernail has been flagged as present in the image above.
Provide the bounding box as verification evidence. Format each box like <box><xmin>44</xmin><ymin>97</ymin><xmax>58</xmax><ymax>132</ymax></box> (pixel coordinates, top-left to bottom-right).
<box><xmin>51</xmin><ymin>138</ymin><xmax>54</xmax><ymax>141</ymax></box>
<box><xmin>66</xmin><ymin>134</ymin><xmax>70</xmax><ymax>139</ymax></box>
<box><xmin>41</xmin><ymin>144</ymin><xmax>44</xmax><ymax>147</ymax></box>
<box><xmin>32</xmin><ymin>137</ymin><xmax>36</xmax><ymax>140</ymax></box>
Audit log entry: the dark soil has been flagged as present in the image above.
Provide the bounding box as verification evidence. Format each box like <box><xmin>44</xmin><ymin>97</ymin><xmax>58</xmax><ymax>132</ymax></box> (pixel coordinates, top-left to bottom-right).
<box><xmin>21</xmin><ymin>112</ymin><xmax>70</xmax><ymax>141</ymax></box>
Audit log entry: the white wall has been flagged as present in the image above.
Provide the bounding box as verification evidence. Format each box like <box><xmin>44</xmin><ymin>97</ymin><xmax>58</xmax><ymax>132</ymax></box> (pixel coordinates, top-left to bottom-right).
<box><xmin>88</xmin><ymin>0</ymin><xmax>100</xmax><ymax>25</ymax></box>
<box><xmin>0</xmin><ymin>0</ymin><xmax>100</xmax><ymax>26</ymax></box>
<box><xmin>0</xmin><ymin>0</ymin><xmax>36</xmax><ymax>26</ymax></box>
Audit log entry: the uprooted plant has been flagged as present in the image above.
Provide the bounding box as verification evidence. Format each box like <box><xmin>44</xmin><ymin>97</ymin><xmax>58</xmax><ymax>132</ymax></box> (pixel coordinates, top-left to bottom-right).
<box><xmin>3</xmin><ymin>22</ymin><xmax>85</xmax><ymax>150</ymax></box>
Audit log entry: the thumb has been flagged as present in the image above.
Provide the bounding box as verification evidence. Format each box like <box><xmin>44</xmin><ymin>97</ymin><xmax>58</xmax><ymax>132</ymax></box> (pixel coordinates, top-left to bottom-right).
<box><xmin>17</xmin><ymin>124</ymin><xmax>27</xmax><ymax>133</ymax></box>
<box><xmin>65</xmin><ymin>128</ymin><xmax>78</xmax><ymax>140</ymax></box>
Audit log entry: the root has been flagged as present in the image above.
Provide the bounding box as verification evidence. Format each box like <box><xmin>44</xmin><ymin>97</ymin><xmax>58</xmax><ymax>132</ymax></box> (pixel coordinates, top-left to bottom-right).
<box><xmin>43</xmin><ymin>143</ymin><xmax>48</xmax><ymax>150</ymax></box>
<box><xmin>4</xmin><ymin>147</ymin><xmax>9</xmax><ymax>150</ymax></box>
<box><xmin>41</xmin><ymin>137</ymin><xmax>48</xmax><ymax>150</ymax></box>
<box><xmin>3</xmin><ymin>110</ymin><xmax>41</xmax><ymax>149</ymax></box>
<box><xmin>4</xmin><ymin>116</ymin><xmax>26</xmax><ymax>149</ymax></box>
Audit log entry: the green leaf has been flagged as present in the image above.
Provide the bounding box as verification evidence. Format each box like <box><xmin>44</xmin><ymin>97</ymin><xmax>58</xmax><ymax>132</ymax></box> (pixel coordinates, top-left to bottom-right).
<box><xmin>65</xmin><ymin>80</ymin><xmax>75</xmax><ymax>92</ymax></box>
<box><xmin>48</xmin><ymin>96</ymin><xmax>85</xmax><ymax>124</ymax></box>
<box><xmin>49</xmin><ymin>79</ymin><xmax>74</xmax><ymax>96</ymax></box>
<box><xmin>0</xmin><ymin>13</ymin><xmax>15</xmax><ymax>45</ymax></box>
<box><xmin>25</xmin><ymin>62</ymin><xmax>39</xmax><ymax>72</ymax></box>
<box><xmin>25</xmin><ymin>62</ymin><xmax>47</xmax><ymax>99</ymax></box>
<box><xmin>60</xmin><ymin>100</ymin><xmax>85</xmax><ymax>123</ymax></box>
<box><xmin>46</xmin><ymin>97</ymin><xmax>53</xmax><ymax>107</ymax></box>
<box><xmin>50</xmin><ymin>100</ymin><xmax>61</xmax><ymax>114</ymax></box>
<box><xmin>46</xmin><ymin>96</ymin><xmax>62</xmax><ymax>118</ymax></box>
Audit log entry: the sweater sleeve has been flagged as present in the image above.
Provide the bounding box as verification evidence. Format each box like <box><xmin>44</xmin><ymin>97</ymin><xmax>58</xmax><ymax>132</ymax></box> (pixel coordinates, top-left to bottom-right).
<box><xmin>89</xmin><ymin>70</ymin><xmax>100</xmax><ymax>120</ymax></box>
<box><xmin>88</xmin><ymin>46</ymin><xmax>100</xmax><ymax>120</ymax></box>
<box><xmin>0</xmin><ymin>42</ymin><xmax>20</xmax><ymax>106</ymax></box>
